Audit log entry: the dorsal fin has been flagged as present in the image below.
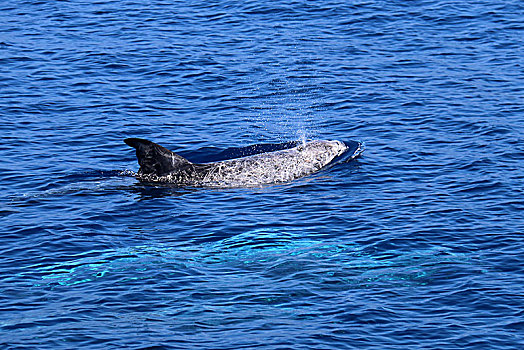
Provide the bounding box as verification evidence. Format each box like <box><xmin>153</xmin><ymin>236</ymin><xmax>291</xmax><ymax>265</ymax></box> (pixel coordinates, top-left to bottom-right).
<box><xmin>124</xmin><ymin>138</ymin><xmax>191</xmax><ymax>176</ymax></box>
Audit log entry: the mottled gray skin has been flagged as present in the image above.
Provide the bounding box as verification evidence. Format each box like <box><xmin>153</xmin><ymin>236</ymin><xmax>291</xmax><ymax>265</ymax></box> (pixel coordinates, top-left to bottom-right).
<box><xmin>125</xmin><ymin>138</ymin><xmax>348</xmax><ymax>187</ymax></box>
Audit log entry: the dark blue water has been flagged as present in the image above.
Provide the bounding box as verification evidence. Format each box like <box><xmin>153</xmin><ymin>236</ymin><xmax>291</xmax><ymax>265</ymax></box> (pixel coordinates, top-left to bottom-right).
<box><xmin>1</xmin><ymin>1</ymin><xmax>523</xmax><ymax>349</ymax></box>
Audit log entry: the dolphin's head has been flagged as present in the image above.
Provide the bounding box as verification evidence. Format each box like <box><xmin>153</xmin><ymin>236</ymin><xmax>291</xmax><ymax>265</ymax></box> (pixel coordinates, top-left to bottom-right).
<box><xmin>300</xmin><ymin>140</ymin><xmax>348</xmax><ymax>159</ymax></box>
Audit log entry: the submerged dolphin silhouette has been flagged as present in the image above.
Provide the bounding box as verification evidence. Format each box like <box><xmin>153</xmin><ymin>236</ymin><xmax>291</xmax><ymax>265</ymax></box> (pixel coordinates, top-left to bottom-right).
<box><xmin>124</xmin><ymin>138</ymin><xmax>360</xmax><ymax>187</ymax></box>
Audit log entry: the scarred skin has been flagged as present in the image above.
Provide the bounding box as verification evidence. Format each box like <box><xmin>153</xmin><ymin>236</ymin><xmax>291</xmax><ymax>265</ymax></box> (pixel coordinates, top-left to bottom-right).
<box><xmin>125</xmin><ymin>138</ymin><xmax>349</xmax><ymax>187</ymax></box>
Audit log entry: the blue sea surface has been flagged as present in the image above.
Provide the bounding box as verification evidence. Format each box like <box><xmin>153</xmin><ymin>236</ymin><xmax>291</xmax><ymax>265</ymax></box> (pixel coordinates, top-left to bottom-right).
<box><xmin>1</xmin><ymin>1</ymin><xmax>523</xmax><ymax>349</ymax></box>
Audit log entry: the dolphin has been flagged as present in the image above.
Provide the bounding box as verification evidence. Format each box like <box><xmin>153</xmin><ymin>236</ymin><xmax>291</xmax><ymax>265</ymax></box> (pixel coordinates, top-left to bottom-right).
<box><xmin>124</xmin><ymin>138</ymin><xmax>361</xmax><ymax>187</ymax></box>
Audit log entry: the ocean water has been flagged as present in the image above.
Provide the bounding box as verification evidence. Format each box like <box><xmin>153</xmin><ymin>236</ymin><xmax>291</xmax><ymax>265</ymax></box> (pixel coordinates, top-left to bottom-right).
<box><xmin>1</xmin><ymin>0</ymin><xmax>523</xmax><ymax>349</ymax></box>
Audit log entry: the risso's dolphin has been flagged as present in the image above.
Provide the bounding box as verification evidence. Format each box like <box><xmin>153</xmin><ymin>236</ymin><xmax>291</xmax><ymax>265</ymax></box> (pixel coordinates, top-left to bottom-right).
<box><xmin>124</xmin><ymin>138</ymin><xmax>361</xmax><ymax>187</ymax></box>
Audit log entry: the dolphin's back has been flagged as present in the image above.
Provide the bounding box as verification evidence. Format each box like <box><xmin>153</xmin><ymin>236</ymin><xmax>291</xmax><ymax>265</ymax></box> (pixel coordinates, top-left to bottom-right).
<box><xmin>200</xmin><ymin>146</ymin><xmax>337</xmax><ymax>186</ymax></box>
